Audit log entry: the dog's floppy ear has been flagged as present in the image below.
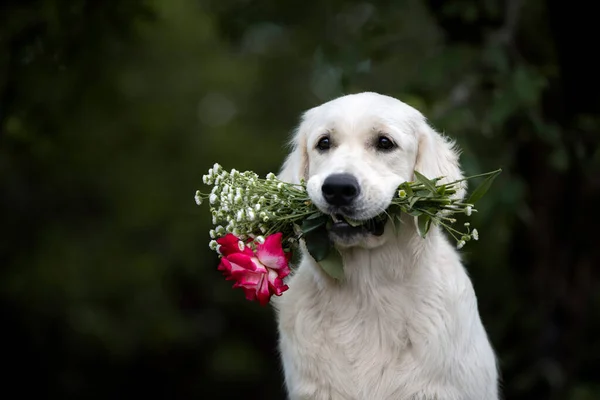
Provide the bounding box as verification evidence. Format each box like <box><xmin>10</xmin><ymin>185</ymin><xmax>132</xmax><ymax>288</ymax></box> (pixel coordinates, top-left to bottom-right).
<box><xmin>277</xmin><ymin>124</ymin><xmax>309</xmax><ymax>184</ymax></box>
<box><xmin>414</xmin><ymin>122</ymin><xmax>466</xmax><ymax>200</ymax></box>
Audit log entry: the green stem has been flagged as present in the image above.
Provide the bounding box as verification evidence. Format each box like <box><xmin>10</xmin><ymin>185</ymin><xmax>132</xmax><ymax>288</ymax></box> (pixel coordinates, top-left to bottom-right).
<box><xmin>442</xmin><ymin>168</ymin><xmax>502</xmax><ymax>187</ymax></box>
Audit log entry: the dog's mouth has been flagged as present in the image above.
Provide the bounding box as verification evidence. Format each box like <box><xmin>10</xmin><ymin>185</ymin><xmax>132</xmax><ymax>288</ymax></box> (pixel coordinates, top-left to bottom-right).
<box><xmin>329</xmin><ymin>214</ymin><xmax>387</xmax><ymax>237</ymax></box>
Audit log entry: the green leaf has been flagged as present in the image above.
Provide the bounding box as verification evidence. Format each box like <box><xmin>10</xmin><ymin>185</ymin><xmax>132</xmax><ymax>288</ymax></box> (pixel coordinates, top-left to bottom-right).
<box><xmin>343</xmin><ymin>216</ymin><xmax>363</xmax><ymax>227</ymax></box>
<box><xmin>467</xmin><ymin>169</ymin><xmax>502</xmax><ymax>204</ymax></box>
<box><xmin>304</xmin><ymin>226</ymin><xmax>330</xmax><ymax>261</ymax></box>
<box><xmin>301</xmin><ymin>215</ymin><xmax>329</xmax><ymax>235</ymax></box>
<box><xmin>415</xmin><ymin>190</ymin><xmax>435</xmax><ymax>198</ymax></box>
<box><xmin>414</xmin><ymin>170</ymin><xmax>437</xmax><ymax>193</ymax></box>
<box><xmin>417</xmin><ymin>214</ymin><xmax>432</xmax><ymax>238</ymax></box>
<box><xmin>409</xmin><ymin>196</ymin><xmax>421</xmax><ymax>208</ymax></box>
<box><xmin>318</xmin><ymin>247</ymin><xmax>344</xmax><ymax>280</ymax></box>
<box><xmin>406</xmin><ymin>209</ymin><xmax>423</xmax><ymax>217</ymax></box>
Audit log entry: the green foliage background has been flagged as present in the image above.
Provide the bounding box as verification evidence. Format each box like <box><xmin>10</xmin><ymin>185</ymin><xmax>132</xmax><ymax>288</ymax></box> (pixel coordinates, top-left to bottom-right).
<box><xmin>1</xmin><ymin>0</ymin><xmax>598</xmax><ymax>399</ymax></box>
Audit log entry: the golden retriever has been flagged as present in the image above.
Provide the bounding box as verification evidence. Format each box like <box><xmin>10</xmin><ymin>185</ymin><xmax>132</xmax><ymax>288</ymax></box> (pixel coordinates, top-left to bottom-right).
<box><xmin>274</xmin><ymin>92</ymin><xmax>499</xmax><ymax>400</ymax></box>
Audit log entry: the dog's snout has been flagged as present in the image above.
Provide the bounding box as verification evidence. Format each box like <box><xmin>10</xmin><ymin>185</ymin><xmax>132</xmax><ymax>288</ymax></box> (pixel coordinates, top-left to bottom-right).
<box><xmin>322</xmin><ymin>174</ymin><xmax>360</xmax><ymax>206</ymax></box>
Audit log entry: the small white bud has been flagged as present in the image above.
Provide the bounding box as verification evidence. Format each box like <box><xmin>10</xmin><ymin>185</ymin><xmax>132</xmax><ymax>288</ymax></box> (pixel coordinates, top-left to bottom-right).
<box><xmin>472</xmin><ymin>229</ymin><xmax>479</xmax><ymax>241</ymax></box>
<box><xmin>255</xmin><ymin>236</ymin><xmax>265</xmax><ymax>244</ymax></box>
<box><xmin>266</xmin><ymin>172</ymin><xmax>276</xmax><ymax>180</ymax></box>
<box><xmin>237</xmin><ymin>241</ymin><xmax>245</xmax><ymax>251</ymax></box>
<box><xmin>209</xmin><ymin>229</ymin><xmax>216</xmax><ymax>239</ymax></box>
<box><xmin>209</xmin><ymin>193</ymin><xmax>218</xmax><ymax>204</ymax></box>
<box><xmin>465</xmin><ymin>206</ymin><xmax>472</xmax><ymax>216</ymax></box>
<box><xmin>194</xmin><ymin>190</ymin><xmax>203</xmax><ymax>205</ymax></box>
<box><xmin>209</xmin><ymin>240</ymin><xmax>218</xmax><ymax>251</ymax></box>
<box><xmin>457</xmin><ymin>240</ymin><xmax>466</xmax><ymax>249</ymax></box>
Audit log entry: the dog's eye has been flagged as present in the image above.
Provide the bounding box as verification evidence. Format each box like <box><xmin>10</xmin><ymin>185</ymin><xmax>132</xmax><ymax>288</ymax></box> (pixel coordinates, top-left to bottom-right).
<box><xmin>376</xmin><ymin>136</ymin><xmax>395</xmax><ymax>151</ymax></box>
<box><xmin>316</xmin><ymin>136</ymin><xmax>331</xmax><ymax>151</ymax></box>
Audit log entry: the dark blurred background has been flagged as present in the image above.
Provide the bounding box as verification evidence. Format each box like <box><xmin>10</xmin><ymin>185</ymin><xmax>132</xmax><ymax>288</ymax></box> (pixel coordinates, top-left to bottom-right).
<box><xmin>1</xmin><ymin>0</ymin><xmax>599</xmax><ymax>398</ymax></box>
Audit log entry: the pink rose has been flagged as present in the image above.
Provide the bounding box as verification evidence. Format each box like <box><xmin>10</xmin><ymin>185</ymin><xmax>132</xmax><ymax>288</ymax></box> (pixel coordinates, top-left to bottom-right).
<box><xmin>216</xmin><ymin>233</ymin><xmax>291</xmax><ymax>306</ymax></box>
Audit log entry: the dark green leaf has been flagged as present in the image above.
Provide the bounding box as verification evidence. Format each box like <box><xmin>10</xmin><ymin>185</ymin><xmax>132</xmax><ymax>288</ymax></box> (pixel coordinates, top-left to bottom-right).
<box><xmin>417</xmin><ymin>214</ymin><xmax>432</xmax><ymax>238</ymax></box>
<box><xmin>409</xmin><ymin>196</ymin><xmax>421</xmax><ymax>208</ymax></box>
<box><xmin>301</xmin><ymin>215</ymin><xmax>329</xmax><ymax>235</ymax></box>
<box><xmin>467</xmin><ymin>169</ymin><xmax>502</xmax><ymax>204</ymax></box>
<box><xmin>318</xmin><ymin>247</ymin><xmax>344</xmax><ymax>280</ymax></box>
<box><xmin>414</xmin><ymin>170</ymin><xmax>437</xmax><ymax>192</ymax></box>
<box><xmin>304</xmin><ymin>226</ymin><xmax>330</xmax><ymax>261</ymax></box>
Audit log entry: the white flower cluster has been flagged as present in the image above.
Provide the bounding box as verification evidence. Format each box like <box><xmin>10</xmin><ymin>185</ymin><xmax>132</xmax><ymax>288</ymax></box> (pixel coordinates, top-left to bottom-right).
<box><xmin>196</xmin><ymin>163</ymin><xmax>315</xmax><ymax>252</ymax></box>
<box><xmin>456</xmin><ymin>222</ymin><xmax>480</xmax><ymax>249</ymax></box>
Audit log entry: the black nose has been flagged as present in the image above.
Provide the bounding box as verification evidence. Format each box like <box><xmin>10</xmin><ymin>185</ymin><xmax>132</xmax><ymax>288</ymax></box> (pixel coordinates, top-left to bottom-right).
<box><xmin>322</xmin><ymin>174</ymin><xmax>360</xmax><ymax>206</ymax></box>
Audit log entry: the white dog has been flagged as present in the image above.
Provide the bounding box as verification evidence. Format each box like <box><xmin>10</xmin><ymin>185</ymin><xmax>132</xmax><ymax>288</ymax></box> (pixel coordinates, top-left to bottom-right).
<box><xmin>274</xmin><ymin>92</ymin><xmax>499</xmax><ymax>400</ymax></box>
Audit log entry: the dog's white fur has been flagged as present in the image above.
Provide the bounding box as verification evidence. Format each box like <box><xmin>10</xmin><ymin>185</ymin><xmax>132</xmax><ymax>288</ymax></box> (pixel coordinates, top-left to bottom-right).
<box><xmin>274</xmin><ymin>92</ymin><xmax>499</xmax><ymax>400</ymax></box>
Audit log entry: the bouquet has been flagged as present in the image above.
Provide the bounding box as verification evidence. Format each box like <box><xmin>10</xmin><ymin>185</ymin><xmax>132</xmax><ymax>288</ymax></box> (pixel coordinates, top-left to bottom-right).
<box><xmin>195</xmin><ymin>163</ymin><xmax>501</xmax><ymax>305</ymax></box>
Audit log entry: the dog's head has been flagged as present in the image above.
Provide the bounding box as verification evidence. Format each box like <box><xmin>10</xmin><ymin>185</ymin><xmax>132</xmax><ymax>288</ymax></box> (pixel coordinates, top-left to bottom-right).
<box><xmin>278</xmin><ymin>92</ymin><xmax>465</xmax><ymax>249</ymax></box>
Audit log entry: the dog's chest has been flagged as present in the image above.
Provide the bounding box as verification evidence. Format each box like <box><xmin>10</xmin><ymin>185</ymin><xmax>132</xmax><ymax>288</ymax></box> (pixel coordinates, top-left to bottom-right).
<box><xmin>322</xmin><ymin>287</ymin><xmax>416</xmax><ymax>396</ymax></box>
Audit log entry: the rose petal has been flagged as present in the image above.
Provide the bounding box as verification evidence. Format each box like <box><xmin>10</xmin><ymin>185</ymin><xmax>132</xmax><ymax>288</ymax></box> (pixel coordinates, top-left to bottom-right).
<box><xmin>232</xmin><ymin>270</ymin><xmax>263</xmax><ymax>288</ymax></box>
<box><xmin>277</xmin><ymin>264</ymin><xmax>291</xmax><ymax>279</ymax></box>
<box><xmin>218</xmin><ymin>256</ymin><xmax>255</xmax><ymax>279</ymax></box>
<box><xmin>256</xmin><ymin>233</ymin><xmax>289</xmax><ymax>271</ymax></box>
<box><xmin>217</xmin><ymin>233</ymin><xmax>252</xmax><ymax>256</ymax></box>
<box><xmin>225</xmin><ymin>253</ymin><xmax>256</xmax><ymax>271</ymax></box>
<box><xmin>267</xmin><ymin>269</ymin><xmax>289</xmax><ymax>296</ymax></box>
<box><xmin>217</xmin><ymin>258</ymin><xmax>233</xmax><ymax>276</ymax></box>
<box><xmin>255</xmin><ymin>275</ymin><xmax>271</xmax><ymax>306</ymax></box>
